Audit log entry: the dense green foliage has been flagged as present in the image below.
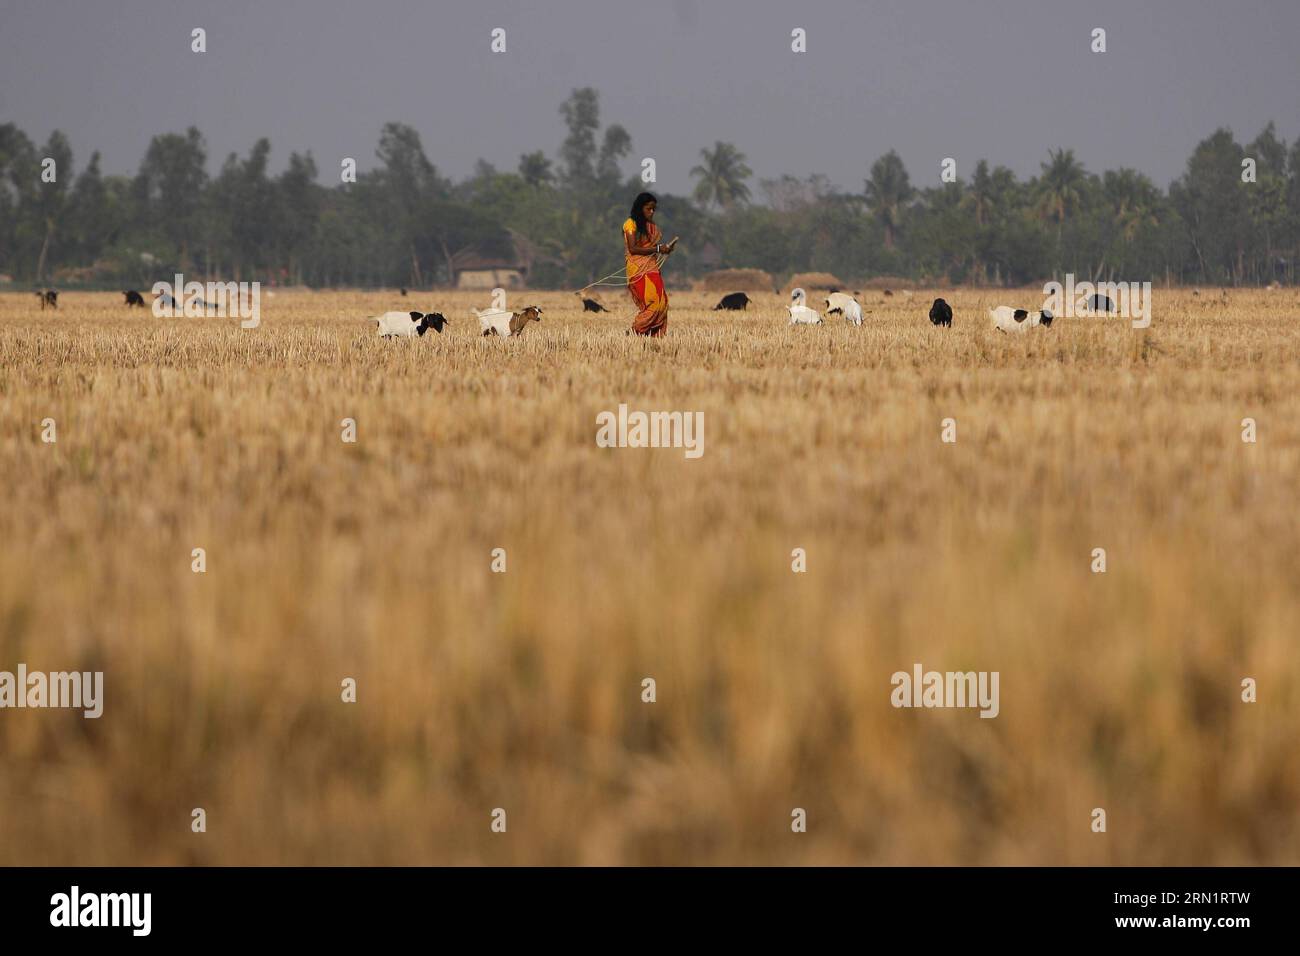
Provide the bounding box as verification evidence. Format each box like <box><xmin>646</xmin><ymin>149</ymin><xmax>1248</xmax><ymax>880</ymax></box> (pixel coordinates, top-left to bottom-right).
<box><xmin>1</xmin><ymin>90</ymin><xmax>1295</xmax><ymax>288</ymax></box>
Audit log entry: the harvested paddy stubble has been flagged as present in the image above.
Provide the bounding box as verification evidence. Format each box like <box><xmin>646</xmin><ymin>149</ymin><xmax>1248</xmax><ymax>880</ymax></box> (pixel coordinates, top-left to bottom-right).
<box><xmin>1</xmin><ymin>287</ymin><xmax>1298</xmax><ymax>864</ymax></box>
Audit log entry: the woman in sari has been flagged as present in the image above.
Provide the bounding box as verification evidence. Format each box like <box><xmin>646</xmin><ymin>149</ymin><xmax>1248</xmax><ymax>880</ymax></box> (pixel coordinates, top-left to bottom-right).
<box><xmin>623</xmin><ymin>192</ymin><xmax>678</xmax><ymax>336</ymax></box>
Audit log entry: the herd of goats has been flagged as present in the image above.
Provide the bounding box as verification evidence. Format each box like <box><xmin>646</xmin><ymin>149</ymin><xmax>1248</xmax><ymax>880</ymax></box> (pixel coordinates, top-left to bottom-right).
<box><xmin>372</xmin><ymin>288</ymin><xmax>1061</xmax><ymax>339</ymax></box>
<box><xmin>370</xmin><ymin>288</ymin><xmax>1064</xmax><ymax>339</ymax></box>
<box><xmin>26</xmin><ymin>286</ymin><xmax>1073</xmax><ymax>338</ymax></box>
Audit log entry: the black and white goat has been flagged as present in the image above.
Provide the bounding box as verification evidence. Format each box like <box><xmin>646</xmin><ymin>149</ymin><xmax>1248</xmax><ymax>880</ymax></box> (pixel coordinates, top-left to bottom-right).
<box><xmin>989</xmin><ymin>305</ymin><xmax>1053</xmax><ymax>333</ymax></box>
<box><xmin>375</xmin><ymin>310</ymin><xmax>449</xmax><ymax>338</ymax></box>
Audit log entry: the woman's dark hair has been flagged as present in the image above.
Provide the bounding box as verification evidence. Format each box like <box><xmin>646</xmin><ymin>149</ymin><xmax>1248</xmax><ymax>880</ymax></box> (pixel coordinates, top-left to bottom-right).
<box><xmin>630</xmin><ymin>192</ymin><xmax>658</xmax><ymax>240</ymax></box>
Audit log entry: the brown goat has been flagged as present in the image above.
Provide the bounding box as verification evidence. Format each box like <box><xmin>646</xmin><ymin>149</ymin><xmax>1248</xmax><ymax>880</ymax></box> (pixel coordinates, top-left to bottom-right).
<box><xmin>481</xmin><ymin>305</ymin><xmax>544</xmax><ymax>337</ymax></box>
<box><xmin>509</xmin><ymin>306</ymin><xmax>543</xmax><ymax>335</ymax></box>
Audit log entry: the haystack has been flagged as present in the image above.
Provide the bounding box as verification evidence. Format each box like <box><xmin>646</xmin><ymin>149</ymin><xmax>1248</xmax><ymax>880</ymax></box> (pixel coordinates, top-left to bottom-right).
<box><xmin>693</xmin><ymin>268</ymin><xmax>775</xmax><ymax>293</ymax></box>
<box><xmin>783</xmin><ymin>272</ymin><xmax>843</xmax><ymax>294</ymax></box>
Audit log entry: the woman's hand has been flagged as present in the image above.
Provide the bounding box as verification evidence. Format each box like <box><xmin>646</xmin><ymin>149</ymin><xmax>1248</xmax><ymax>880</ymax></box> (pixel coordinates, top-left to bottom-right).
<box><xmin>663</xmin><ymin>237</ymin><xmax>679</xmax><ymax>255</ymax></box>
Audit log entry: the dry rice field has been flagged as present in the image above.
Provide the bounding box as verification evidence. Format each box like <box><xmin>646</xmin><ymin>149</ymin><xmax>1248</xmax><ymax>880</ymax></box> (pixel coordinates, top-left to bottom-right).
<box><xmin>1</xmin><ymin>286</ymin><xmax>1298</xmax><ymax>865</ymax></box>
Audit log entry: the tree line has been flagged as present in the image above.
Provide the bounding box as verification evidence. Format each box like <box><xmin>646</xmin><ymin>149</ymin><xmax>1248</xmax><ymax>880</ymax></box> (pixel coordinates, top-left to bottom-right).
<box><xmin>1</xmin><ymin>89</ymin><xmax>1296</xmax><ymax>290</ymax></box>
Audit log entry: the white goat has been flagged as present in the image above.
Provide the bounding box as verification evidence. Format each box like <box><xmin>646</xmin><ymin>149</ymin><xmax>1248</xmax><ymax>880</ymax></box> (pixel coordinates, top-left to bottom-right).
<box><xmin>824</xmin><ymin>291</ymin><xmax>863</xmax><ymax>326</ymax></box>
<box><xmin>787</xmin><ymin>288</ymin><xmax>824</xmax><ymax>325</ymax></box>
<box><xmin>474</xmin><ymin>306</ymin><xmax>544</xmax><ymax>338</ymax></box>
<box><xmin>989</xmin><ymin>305</ymin><xmax>1053</xmax><ymax>333</ymax></box>
<box><xmin>473</xmin><ymin>307</ymin><xmax>514</xmax><ymax>337</ymax></box>
<box><xmin>374</xmin><ymin>310</ymin><xmax>448</xmax><ymax>338</ymax></box>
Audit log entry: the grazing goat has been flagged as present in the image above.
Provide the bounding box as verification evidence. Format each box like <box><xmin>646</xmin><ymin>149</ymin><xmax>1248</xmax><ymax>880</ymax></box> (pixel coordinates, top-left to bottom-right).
<box><xmin>824</xmin><ymin>291</ymin><xmax>863</xmax><ymax>325</ymax></box>
<box><xmin>579</xmin><ymin>295</ymin><xmax>609</xmax><ymax>313</ymax></box>
<box><xmin>35</xmin><ymin>290</ymin><xmax>58</xmax><ymax>310</ymax></box>
<box><xmin>929</xmin><ymin>298</ymin><xmax>953</xmax><ymax>327</ymax></box>
<box><xmin>787</xmin><ymin>288</ymin><xmax>823</xmax><ymax>325</ymax></box>
<box><xmin>152</xmin><ymin>292</ymin><xmax>211</xmax><ymax>313</ymax></box>
<box><xmin>476</xmin><ymin>306</ymin><xmax>543</xmax><ymax>337</ymax></box>
<box><xmin>375</xmin><ymin>310</ymin><xmax>449</xmax><ymax>338</ymax></box>
<box><xmin>1088</xmin><ymin>293</ymin><xmax>1115</xmax><ymax>313</ymax></box>
<box><xmin>123</xmin><ymin>290</ymin><xmax>146</xmax><ymax>308</ymax></box>
<box><xmin>989</xmin><ymin>305</ymin><xmax>1053</xmax><ymax>333</ymax></box>
<box><xmin>712</xmin><ymin>291</ymin><xmax>751</xmax><ymax>311</ymax></box>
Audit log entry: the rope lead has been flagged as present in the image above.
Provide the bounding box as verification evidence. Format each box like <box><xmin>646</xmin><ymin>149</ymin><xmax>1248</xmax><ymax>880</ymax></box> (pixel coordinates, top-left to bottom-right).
<box><xmin>575</xmin><ymin>253</ymin><xmax>669</xmax><ymax>296</ymax></box>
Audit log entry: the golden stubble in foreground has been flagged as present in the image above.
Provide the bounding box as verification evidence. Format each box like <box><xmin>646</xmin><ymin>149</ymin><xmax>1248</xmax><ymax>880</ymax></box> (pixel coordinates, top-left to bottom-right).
<box><xmin>1</xmin><ymin>286</ymin><xmax>1298</xmax><ymax>864</ymax></box>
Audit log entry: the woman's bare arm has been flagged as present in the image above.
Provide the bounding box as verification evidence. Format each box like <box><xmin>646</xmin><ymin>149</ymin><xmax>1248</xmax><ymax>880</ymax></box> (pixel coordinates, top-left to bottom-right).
<box><xmin>625</xmin><ymin>231</ymin><xmax>659</xmax><ymax>255</ymax></box>
<box><xmin>625</xmin><ymin>233</ymin><xmax>679</xmax><ymax>256</ymax></box>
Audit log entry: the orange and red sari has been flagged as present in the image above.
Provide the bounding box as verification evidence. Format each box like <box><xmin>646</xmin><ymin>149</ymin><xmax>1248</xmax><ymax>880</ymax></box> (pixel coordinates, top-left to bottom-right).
<box><xmin>623</xmin><ymin>218</ymin><xmax>668</xmax><ymax>337</ymax></box>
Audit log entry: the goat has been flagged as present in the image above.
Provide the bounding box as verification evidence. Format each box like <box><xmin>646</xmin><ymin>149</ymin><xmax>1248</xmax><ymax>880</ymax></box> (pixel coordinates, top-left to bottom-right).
<box><xmin>989</xmin><ymin>305</ymin><xmax>1053</xmax><ymax>333</ymax></box>
<box><xmin>476</xmin><ymin>306</ymin><xmax>543</xmax><ymax>337</ymax></box>
<box><xmin>824</xmin><ymin>291</ymin><xmax>863</xmax><ymax>325</ymax></box>
<box><xmin>787</xmin><ymin>288</ymin><xmax>823</xmax><ymax>325</ymax></box>
<box><xmin>1088</xmin><ymin>293</ymin><xmax>1116</xmax><ymax>313</ymax></box>
<box><xmin>375</xmin><ymin>310</ymin><xmax>449</xmax><ymax>338</ymax></box>
<box><xmin>929</xmin><ymin>298</ymin><xmax>953</xmax><ymax>327</ymax></box>
<box><xmin>712</xmin><ymin>292</ymin><xmax>751</xmax><ymax>311</ymax></box>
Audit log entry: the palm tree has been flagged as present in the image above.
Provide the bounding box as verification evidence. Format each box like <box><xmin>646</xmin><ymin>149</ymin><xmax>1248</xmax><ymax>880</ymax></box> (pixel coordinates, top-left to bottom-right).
<box><xmin>960</xmin><ymin>160</ymin><xmax>995</xmax><ymax>227</ymax></box>
<box><xmin>864</xmin><ymin>150</ymin><xmax>913</xmax><ymax>250</ymax></box>
<box><xmin>1106</xmin><ymin>169</ymin><xmax>1160</xmax><ymax>243</ymax></box>
<box><xmin>1035</xmin><ymin>148</ymin><xmax>1086</xmax><ymax>251</ymax></box>
<box><xmin>690</xmin><ymin>142</ymin><xmax>752</xmax><ymax>210</ymax></box>
<box><xmin>1096</xmin><ymin>168</ymin><xmax>1160</xmax><ymax>278</ymax></box>
<box><xmin>957</xmin><ymin>160</ymin><xmax>997</xmax><ymax>280</ymax></box>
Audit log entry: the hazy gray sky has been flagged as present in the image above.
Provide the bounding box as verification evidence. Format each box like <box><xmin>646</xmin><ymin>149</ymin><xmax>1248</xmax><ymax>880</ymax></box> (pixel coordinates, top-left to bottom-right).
<box><xmin>2</xmin><ymin>0</ymin><xmax>1297</xmax><ymax>196</ymax></box>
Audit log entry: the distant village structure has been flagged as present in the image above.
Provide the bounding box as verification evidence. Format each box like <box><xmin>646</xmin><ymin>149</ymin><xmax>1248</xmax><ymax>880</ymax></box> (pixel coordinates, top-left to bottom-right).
<box><xmin>451</xmin><ymin>231</ymin><xmax>544</xmax><ymax>289</ymax></box>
